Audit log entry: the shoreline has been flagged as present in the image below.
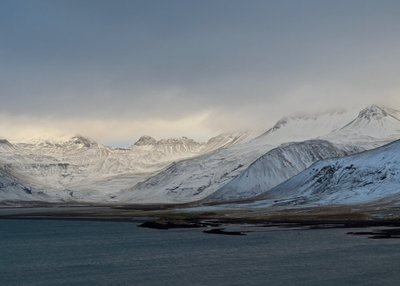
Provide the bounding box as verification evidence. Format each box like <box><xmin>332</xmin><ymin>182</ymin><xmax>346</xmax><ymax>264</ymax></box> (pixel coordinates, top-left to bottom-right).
<box><xmin>1</xmin><ymin>204</ymin><xmax>400</xmax><ymax>238</ymax></box>
<box><xmin>1</xmin><ymin>204</ymin><xmax>400</xmax><ymax>223</ymax></box>
<box><xmin>2</xmin><ymin>214</ymin><xmax>400</xmax><ymax>239</ymax></box>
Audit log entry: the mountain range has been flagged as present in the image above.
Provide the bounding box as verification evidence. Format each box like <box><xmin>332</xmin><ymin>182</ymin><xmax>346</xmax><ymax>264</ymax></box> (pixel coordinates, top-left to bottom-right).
<box><xmin>1</xmin><ymin>104</ymin><xmax>400</xmax><ymax>209</ymax></box>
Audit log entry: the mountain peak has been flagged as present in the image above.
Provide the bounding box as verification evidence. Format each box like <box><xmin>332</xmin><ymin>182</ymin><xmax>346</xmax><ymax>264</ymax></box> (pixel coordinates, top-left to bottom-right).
<box><xmin>323</xmin><ymin>105</ymin><xmax>400</xmax><ymax>147</ymax></box>
<box><xmin>68</xmin><ymin>135</ymin><xmax>97</xmax><ymax>147</ymax></box>
<box><xmin>344</xmin><ymin>105</ymin><xmax>400</xmax><ymax>127</ymax></box>
<box><xmin>268</xmin><ymin>118</ymin><xmax>288</xmax><ymax>133</ymax></box>
<box><xmin>157</xmin><ymin>137</ymin><xmax>198</xmax><ymax>145</ymax></box>
<box><xmin>0</xmin><ymin>138</ymin><xmax>11</xmax><ymax>145</ymax></box>
<box><xmin>358</xmin><ymin>105</ymin><xmax>388</xmax><ymax>120</ymax></box>
<box><xmin>134</xmin><ymin>135</ymin><xmax>157</xmax><ymax>146</ymax></box>
<box><xmin>0</xmin><ymin>138</ymin><xmax>15</xmax><ymax>151</ymax></box>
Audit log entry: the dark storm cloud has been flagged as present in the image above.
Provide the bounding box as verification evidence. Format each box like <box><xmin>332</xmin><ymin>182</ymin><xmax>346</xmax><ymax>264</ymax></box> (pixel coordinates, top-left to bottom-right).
<box><xmin>0</xmin><ymin>0</ymin><xmax>400</xmax><ymax>142</ymax></box>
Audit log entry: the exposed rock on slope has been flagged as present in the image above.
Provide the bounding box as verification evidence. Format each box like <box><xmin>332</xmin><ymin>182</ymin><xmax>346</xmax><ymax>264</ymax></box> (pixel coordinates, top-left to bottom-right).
<box><xmin>207</xmin><ymin>140</ymin><xmax>361</xmax><ymax>202</ymax></box>
<box><xmin>257</xmin><ymin>139</ymin><xmax>400</xmax><ymax>206</ymax></box>
<box><xmin>0</xmin><ymin>168</ymin><xmax>49</xmax><ymax>202</ymax></box>
<box><xmin>0</xmin><ymin>139</ymin><xmax>15</xmax><ymax>152</ymax></box>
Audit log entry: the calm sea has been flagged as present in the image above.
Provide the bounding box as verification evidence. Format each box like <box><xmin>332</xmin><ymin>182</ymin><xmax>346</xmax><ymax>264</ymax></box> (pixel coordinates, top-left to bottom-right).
<box><xmin>1</xmin><ymin>219</ymin><xmax>399</xmax><ymax>286</ymax></box>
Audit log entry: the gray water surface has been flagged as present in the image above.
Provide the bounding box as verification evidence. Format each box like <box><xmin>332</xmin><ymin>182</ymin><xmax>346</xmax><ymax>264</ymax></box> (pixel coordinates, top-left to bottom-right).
<box><xmin>1</xmin><ymin>219</ymin><xmax>399</xmax><ymax>286</ymax></box>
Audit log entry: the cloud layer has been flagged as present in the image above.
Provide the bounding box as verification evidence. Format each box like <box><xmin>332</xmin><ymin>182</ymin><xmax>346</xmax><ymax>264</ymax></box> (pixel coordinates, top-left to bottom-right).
<box><xmin>1</xmin><ymin>0</ymin><xmax>400</xmax><ymax>145</ymax></box>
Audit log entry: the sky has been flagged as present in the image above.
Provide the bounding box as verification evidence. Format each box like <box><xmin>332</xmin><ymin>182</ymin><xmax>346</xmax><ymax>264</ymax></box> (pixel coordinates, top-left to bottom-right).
<box><xmin>1</xmin><ymin>0</ymin><xmax>400</xmax><ymax>146</ymax></box>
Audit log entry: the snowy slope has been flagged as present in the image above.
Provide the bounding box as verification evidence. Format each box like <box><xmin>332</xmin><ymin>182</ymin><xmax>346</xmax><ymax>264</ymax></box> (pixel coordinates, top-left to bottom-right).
<box><xmin>0</xmin><ymin>139</ymin><xmax>16</xmax><ymax>152</ymax></box>
<box><xmin>117</xmin><ymin>105</ymin><xmax>400</xmax><ymax>205</ymax></box>
<box><xmin>4</xmin><ymin>136</ymin><xmax>118</xmax><ymax>194</ymax></box>
<box><xmin>113</xmin><ymin>110</ymin><xmax>362</xmax><ymax>204</ymax></box>
<box><xmin>257</xmin><ymin>109</ymin><xmax>356</xmax><ymax>146</ymax></box>
<box><xmin>322</xmin><ymin>105</ymin><xmax>400</xmax><ymax>149</ymax></box>
<box><xmin>128</xmin><ymin>132</ymin><xmax>255</xmax><ymax>165</ymax></box>
<box><xmin>114</xmin><ymin>139</ymin><xmax>274</xmax><ymax>203</ymax></box>
<box><xmin>130</xmin><ymin>136</ymin><xmax>203</xmax><ymax>164</ymax></box>
<box><xmin>0</xmin><ymin>132</ymin><xmax>253</xmax><ymax>202</ymax></box>
<box><xmin>201</xmin><ymin>131</ymin><xmax>256</xmax><ymax>153</ymax></box>
<box><xmin>207</xmin><ymin>140</ymin><xmax>361</xmax><ymax>202</ymax></box>
<box><xmin>207</xmin><ymin>106</ymin><xmax>400</xmax><ymax>203</ymax></box>
<box><xmin>256</xmin><ymin>139</ymin><xmax>400</xmax><ymax>206</ymax></box>
<box><xmin>0</xmin><ymin>168</ymin><xmax>50</xmax><ymax>202</ymax></box>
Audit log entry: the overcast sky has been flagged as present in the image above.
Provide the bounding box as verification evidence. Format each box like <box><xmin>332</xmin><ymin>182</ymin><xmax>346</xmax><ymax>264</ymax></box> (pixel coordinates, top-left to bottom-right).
<box><xmin>1</xmin><ymin>0</ymin><xmax>400</xmax><ymax>146</ymax></box>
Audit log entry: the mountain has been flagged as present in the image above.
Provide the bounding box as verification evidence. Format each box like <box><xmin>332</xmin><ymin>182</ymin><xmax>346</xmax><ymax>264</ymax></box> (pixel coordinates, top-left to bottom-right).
<box><xmin>129</xmin><ymin>132</ymin><xmax>255</xmax><ymax>165</ymax></box>
<box><xmin>2</xmin><ymin>104</ymin><xmax>400</xmax><ymax>205</ymax></box>
<box><xmin>130</xmin><ymin>136</ymin><xmax>204</xmax><ymax>165</ymax></box>
<box><xmin>112</xmin><ymin>110</ymin><xmax>363</xmax><ymax>204</ymax></box>
<box><xmin>115</xmin><ymin>105</ymin><xmax>400</xmax><ymax>205</ymax></box>
<box><xmin>132</xmin><ymin>135</ymin><xmax>158</xmax><ymax>146</ymax></box>
<box><xmin>323</xmin><ymin>105</ymin><xmax>400</xmax><ymax>149</ymax></box>
<box><xmin>206</xmin><ymin>140</ymin><xmax>361</xmax><ymax>202</ymax></box>
<box><xmin>255</xmin><ymin>139</ymin><xmax>400</xmax><ymax>206</ymax></box>
<box><xmin>0</xmin><ymin>132</ymin><xmax>253</xmax><ymax>203</ymax></box>
<box><xmin>114</xmin><ymin>140</ymin><xmax>273</xmax><ymax>204</ymax></box>
<box><xmin>0</xmin><ymin>139</ymin><xmax>15</xmax><ymax>152</ymax></box>
<box><xmin>258</xmin><ymin>109</ymin><xmax>356</xmax><ymax>145</ymax></box>
<box><xmin>0</xmin><ymin>168</ymin><xmax>50</xmax><ymax>203</ymax></box>
<box><xmin>201</xmin><ymin>131</ymin><xmax>256</xmax><ymax>152</ymax></box>
<box><xmin>7</xmin><ymin>136</ymin><xmax>115</xmax><ymax>193</ymax></box>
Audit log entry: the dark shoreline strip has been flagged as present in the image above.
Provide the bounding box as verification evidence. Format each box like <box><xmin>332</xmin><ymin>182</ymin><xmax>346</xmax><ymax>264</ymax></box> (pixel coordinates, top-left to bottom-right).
<box><xmin>203</xmin><ymin>228</ymin><xmax>246</xmax><ymax>236</ymax></box>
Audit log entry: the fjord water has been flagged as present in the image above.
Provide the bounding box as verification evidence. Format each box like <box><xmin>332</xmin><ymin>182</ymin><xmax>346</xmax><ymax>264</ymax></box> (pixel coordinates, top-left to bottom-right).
<box><xmin>1</xmin><ymin>220</ymin><xmax>400</xmax><ymax>286</ymax></box>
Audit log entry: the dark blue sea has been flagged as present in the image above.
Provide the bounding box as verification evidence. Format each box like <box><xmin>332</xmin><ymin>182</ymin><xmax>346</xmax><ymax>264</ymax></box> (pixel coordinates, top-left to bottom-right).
<box><xmin>1</xmin><ymin>219</ymin><xmax>400</xmax><ymax>286</ymax></box>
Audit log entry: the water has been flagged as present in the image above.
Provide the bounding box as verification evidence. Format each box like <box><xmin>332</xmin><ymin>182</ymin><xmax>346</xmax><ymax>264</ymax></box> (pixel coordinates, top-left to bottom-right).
<box><xmin>1</xmin><ymin>219</ymin><xmax>400</xmax><ymax>286</ymax></box>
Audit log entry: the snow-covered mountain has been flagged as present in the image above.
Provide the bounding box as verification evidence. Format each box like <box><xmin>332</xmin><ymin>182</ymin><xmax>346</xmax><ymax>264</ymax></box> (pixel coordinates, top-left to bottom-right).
<box><xmin>206</xmin><ymin>140</ymin><xmax>361</xmax><ymax>202</ymax></box>
<box><xmin>128</xmin><ymin>132</ymin><xmax>254</xmax><ymax>165</ymax></box>
<box><xmin>202</xmin><ymin>131</ymin><xmax>255</xmax><ymax>153</ymax></box>
<box><xmin>0</xmin><ymin>132</ymin><xmax>254</xmax><ymax>202</ymax></box>
<box><xmin>2</xmin><ymin>104</ymin><xmax>400</xmax><ymax>206</ymax></box>
<box><xmin>203</xmin><ymin>106</ymin><xmax>400</xmax><ymax>204</ymax></box>
<box><xmin>112</xmin><ymin>110</ymin><xmax>367</xmax><ymax>204</ymax></box>
<box><xmin>254</xmin><ymin>139</ymin><xmax>400</xmax><ymax>206</ymax></box>
<box><xmin>0</xmin><ymin>168</ymin><xmax>50</xmax><ymax>203</ymax></box>
<box><xmin>257</xmin><ymin>109</ymin><xmax>356</xmax><ymax>146</ymax></box>
<box><xmin>0</xmin><ymin>139</ymin><xmax>15</xmax><ymax>152</ymax></box>
<box><xmin>114</xmin><ymin>105</ymin><xmax>400</xmax><ymax>204</ymax></box>
<box><xmin>4</xmin><ymin>136</ymin><xmax>115</xmax><ymax>193</ymax></box>
<box><xmin>130</xmin><ymin>136</ymin><xmax>203</xmax><ymax>164</ymax></box>
<box><xmin>323</xmin><ymin>105</ymin><xmax>400</xmax><ymax>149</ymax></box>
<box><xmin>114</xmin><ymin>140</ymin><xmax>274</xmax><ymax>204</ymax></box>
